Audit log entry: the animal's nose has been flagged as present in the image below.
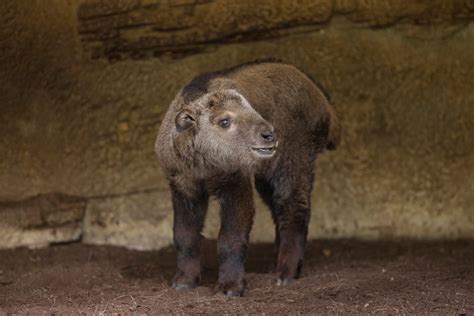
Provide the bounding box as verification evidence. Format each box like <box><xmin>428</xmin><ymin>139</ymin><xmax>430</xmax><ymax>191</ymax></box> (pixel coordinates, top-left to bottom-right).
<box><xmin>261</xmin><ymin>130</ymin><xmax>274</xmax><ymax>141</ymax></box>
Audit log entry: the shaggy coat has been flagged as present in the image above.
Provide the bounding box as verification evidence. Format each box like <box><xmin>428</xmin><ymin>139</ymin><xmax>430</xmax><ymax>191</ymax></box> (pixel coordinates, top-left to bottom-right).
<box><xmin>155</xmin><ymin>60</ymin><xmax>340</xmax><ymax>296</ymax></box>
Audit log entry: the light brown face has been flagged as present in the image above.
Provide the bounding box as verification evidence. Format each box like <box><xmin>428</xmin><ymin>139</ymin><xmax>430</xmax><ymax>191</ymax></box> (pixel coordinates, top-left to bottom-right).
<box><xmin>174</xmin><ymin>89</ymin><xmax>277</xmax><ymax>172</ymax></box>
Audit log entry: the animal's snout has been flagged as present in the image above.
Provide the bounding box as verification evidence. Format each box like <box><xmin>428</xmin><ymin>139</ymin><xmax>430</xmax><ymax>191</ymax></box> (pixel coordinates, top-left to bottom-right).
<box><xmin>260</xmin><ymin>130</ymin><xmax>275</xmax><ymax>142</ymax></box>
<box><xmin>253</xmin><ymin>124</ymin><xmax>277</xmax><ymax>157</ymax></box>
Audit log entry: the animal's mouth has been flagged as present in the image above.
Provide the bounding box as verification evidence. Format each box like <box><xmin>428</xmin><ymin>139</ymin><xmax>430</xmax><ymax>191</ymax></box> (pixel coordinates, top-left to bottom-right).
<box><xmin>251</xmin><ymin>142</ymin><xmax>278</xmax><ymax>157</ymax></box>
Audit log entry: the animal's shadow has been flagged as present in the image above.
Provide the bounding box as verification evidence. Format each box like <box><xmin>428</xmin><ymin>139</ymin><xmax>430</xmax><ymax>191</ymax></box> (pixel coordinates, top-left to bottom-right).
<box><xmin>119</xmin><ymin>239</ymin><xmax>474</xmax><ymax>288</ymax></box>
<box><xmin>119</xmin><ymin>239</ymin><xmax>278</xmax><ymax>286</ymax></box>
<box><xmin>118</xmin><ymin>239</ymin><xmax>397</xmax><ymax>286</ymax></box>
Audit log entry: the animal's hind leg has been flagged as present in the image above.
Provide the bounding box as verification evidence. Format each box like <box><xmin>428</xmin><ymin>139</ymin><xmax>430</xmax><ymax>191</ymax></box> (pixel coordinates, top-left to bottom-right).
<box><xmin>270</xmin><ymin>170</ymin><xmax>314</xmax><ymax>285</ymax></box>
<box><xmin>255</xmin><ymin>177</ymin><xmax>280</xmax><ymax>253</ymax></box>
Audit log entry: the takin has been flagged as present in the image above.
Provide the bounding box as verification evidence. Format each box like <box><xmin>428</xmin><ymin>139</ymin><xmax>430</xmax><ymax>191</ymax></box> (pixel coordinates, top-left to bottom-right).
<box><xmin>155</xmin><ymin>60</ymin><xmax>340</xmax><ymax>296</ymax></box>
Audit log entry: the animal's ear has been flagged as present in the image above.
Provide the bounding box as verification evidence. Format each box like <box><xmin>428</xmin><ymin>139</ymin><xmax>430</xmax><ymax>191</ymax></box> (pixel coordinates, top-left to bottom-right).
<box><xmin>175</xmin><ymin>109</ymin><xmax>196</xmax><ymax>132</ymax></box>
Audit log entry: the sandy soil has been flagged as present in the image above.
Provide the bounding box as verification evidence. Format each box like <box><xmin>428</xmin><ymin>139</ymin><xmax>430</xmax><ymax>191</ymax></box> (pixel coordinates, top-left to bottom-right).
<box><xmin>0</xmin><ymin>240</ymin><xmax>472</xmax><ymax>314</ymax></box>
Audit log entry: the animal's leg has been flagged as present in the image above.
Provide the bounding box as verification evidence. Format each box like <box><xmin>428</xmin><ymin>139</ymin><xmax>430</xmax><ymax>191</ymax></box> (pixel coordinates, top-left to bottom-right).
<box><xmin>170</xmin><ymin>186</ymin><xmax>208</xmax><ymax>289</ymax></box>
<box><xmin>216</xmin><ymin>177</ymin><xmax>255</xmax><ymax>296</ymax></box>
<box><xmin>272</xmin><ymin>171</ymin><xmax>314</xmax><ymax>285</ymax></box>
<box><xmin>255</xmin><ymin>177</ymin><xmax>280</xmax><ymax>254</ymax></box>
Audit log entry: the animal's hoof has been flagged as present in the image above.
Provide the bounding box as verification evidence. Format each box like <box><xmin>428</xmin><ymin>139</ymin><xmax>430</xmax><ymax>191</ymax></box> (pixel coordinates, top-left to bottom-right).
<box><xmin>172</xmin><ymin>271</ymin><xmax>199</xmax><ymax>290</ymax></box>
<box><xmin>172</xmin><ymin>282</ymin><xmax>196</xmax><ymax>290</ymax></box>
<box><xmin>224</xmin><ymin>290</ymin><xmax>243</xmax><ymax>297</ymax></box>
<box><xmin>276</xmin><ymin>277</ymin><xmax>294</xmax><ymax>286</ymax></box>
<box><xmin>217</xmin><ymin>280</ymin><xmax>245</xmax><ymax>297</ymax></box>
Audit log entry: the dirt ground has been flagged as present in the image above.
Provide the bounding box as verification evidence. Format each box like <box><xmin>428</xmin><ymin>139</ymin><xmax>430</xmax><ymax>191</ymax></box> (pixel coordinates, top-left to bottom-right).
<box><xmin>0</xmin><ymin>240</ymin><xmax>472</xmax><ymax>314</ymax></box>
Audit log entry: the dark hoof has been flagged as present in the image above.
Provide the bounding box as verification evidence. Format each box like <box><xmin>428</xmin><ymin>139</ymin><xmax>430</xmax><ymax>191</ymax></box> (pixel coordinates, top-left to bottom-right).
<box><xmin>276</xmin><ymin>264</ymin><xmax>301</xmax><ymax>286</ymax></box>
<box><xmin>217</xmin><ymin>280</ymin><xmax>245</xmax><ymax>297</ymax></box>
<box><xmin>224</xmin><ymin>290</ymin><xmax>243</xmax><ymax>297</ymax></box>
<box><xmin>172</xmin><ymin>282</ymin><xmax>196</xmax><ymax>290</ymax></box>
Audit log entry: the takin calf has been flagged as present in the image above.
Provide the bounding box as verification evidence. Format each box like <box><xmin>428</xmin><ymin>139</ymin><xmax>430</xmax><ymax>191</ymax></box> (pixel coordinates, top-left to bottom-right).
<box><xmin>155</xmin><ymin>60</ymin><xmax>340</xmax><ymax>296</ymax></box>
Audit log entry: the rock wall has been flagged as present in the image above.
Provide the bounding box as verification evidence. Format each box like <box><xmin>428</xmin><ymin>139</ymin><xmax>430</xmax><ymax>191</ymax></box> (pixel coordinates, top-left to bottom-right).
<box><xmin>0</xmin><ymin>0</ymin><xmax>473</xmax><ymax>249</ymax></box>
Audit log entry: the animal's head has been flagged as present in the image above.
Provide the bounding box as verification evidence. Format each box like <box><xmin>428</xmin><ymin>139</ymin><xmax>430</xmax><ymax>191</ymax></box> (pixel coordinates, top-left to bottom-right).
<box><xmin>174</xmin><ymin>89</ymin><xmax>277</xmax><ymax>173</ymax></box>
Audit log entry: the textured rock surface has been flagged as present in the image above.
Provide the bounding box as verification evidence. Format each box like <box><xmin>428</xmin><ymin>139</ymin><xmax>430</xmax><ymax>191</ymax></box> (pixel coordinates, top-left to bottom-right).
<box><xmin>0</xmin><ymin>193</ymin><xmax>86</xmax><ymax>248</ymax></box>
<box><xmin>83</xmin><ymin>190</ymin><xmax>173</xmax><ymax>250</ymax></box>
<box><xmin>0</xmin><ymin>0</ymin><xmax>473</xmax><ymax>249</ymax></box>
<box><xmin>78</xmin><ymin>0</ymin><xmax>474</xmax><ymax>60</ymax></box>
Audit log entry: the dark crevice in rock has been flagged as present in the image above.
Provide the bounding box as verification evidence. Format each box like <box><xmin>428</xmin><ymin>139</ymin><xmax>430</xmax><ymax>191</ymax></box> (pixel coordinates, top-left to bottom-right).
<box><xmin>0</xmin><ymin>188</ymin><xmax>166</xmax><ymax>248</ymax></box>
<box><xmin>0</xmin><ymin>193</ymin><xmax>87</xmax><ymax>248</ymax></box>
<box><xmin>0</xmin><ymin>193</ymin><xmax>87</xmax><ymax>230</ymax></box>
<box><xmin>77</xmin><ymin>0</ymin><xmax>474</xmax><ymax>61</ymax></box>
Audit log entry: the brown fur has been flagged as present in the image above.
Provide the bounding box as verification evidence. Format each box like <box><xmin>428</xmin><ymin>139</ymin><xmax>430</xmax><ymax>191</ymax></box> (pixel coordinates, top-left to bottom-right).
<box><xmin>155</xmin><ymin>60</ymin><xmax>340</xmax><ymax>296</ymax></box>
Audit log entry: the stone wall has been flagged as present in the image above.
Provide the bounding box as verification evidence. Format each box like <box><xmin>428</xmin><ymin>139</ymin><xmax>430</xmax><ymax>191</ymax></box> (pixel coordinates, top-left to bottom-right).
<box><xmin>0</xmin><ymin>0</ymin><xmax>473</xmax><ymax>250</ymax></box>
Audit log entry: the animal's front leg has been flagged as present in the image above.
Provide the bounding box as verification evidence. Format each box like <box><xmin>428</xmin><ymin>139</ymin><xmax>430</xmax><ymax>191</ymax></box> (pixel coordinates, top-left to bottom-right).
<box><xmin>216</xmin><ymin>177</ymin><xmax>255</xmax><ymax>296</ymax></box>
<box><xmin>170</xmin><ymin>186</ymin><xmax>208</xmax><ymax>289</ymax></box>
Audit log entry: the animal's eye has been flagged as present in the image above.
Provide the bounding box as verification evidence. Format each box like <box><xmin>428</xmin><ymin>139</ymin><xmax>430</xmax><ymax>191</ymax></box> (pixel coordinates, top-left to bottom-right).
<box><xmin>218</xmin><ymin>118</ymin><xmax>231</xmax><ymax>128</ymax></box>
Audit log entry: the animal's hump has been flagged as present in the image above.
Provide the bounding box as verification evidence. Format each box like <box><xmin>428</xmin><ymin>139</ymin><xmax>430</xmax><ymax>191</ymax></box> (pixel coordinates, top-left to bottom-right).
<box><xmin>225</xmin><ymin>58</ymin><xmax>331</xmax><ymax>101</ymax></box>
<box><xmin>235</xmin><ymin>57</ymin><xmax>331</xmax><ymax>101</ymax></box>
<box><xmin>181</xmin><ymin>58</ymin><xmax>285</xmax><ymax>103</ymax></box>
<box><xmin>180</xmin><ymin>58</ymin><xmax>330</xmax><ymax>102</ymax></box>
<box><xmin>181</xmin><ymin>71</ymin><xmax>217</xmax><ymax>103</ymax></box>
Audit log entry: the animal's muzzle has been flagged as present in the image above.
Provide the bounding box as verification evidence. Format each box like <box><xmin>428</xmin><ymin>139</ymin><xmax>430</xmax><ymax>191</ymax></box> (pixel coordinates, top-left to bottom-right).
<box><xmin>252</xmin><ymin>122</ymin><xmax>277</xmax><ymax>157</ymax></box>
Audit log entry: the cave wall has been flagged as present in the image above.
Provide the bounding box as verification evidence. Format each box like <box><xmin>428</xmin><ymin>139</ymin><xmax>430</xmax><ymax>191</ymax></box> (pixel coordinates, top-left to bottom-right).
<box><xmin>0</xmin><ymin>0</ymin><xmax>473</xmax><ymax>249</ymax></box>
